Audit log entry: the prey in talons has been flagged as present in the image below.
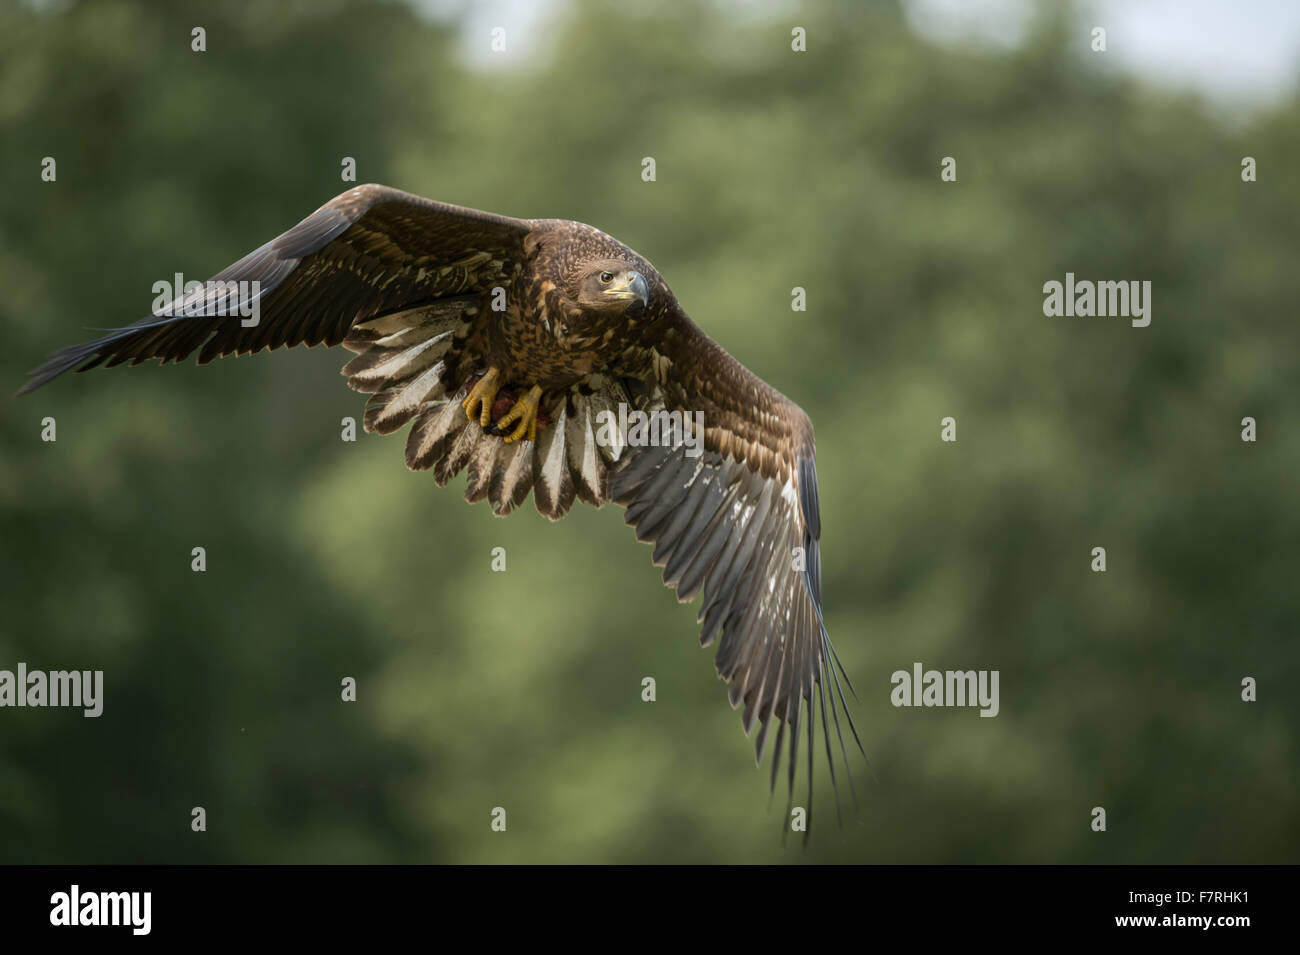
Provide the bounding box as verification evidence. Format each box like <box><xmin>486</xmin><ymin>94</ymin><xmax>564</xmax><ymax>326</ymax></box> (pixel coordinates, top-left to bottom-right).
<box><xmin>462</xmin><ymin>368</ymin><xmax>547</xmax><ymax>443</ymax></box>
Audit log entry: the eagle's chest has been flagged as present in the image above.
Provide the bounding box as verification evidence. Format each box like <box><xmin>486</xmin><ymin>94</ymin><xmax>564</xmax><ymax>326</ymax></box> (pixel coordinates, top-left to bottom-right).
<box><xmin>485</xmin><ymin>282</ymin><xmax>602</xmax><ymax>388</ymax></box>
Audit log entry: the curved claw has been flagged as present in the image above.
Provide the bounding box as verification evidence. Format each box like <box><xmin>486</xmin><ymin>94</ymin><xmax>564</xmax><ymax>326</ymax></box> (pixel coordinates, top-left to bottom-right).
<box><xmin>496</xmin><ymin>385</ymin><xmax>543</xmax><ymax>444</ymax></box>
<box><xmin>462</xmin><ymin>367</ymin><xmax>501</xmax><ymax>427</ymax></box>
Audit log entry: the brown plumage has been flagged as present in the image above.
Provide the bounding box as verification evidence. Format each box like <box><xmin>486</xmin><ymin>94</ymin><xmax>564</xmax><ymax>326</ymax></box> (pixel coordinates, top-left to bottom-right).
<box><xmin>18</xmin><ymin>184</ymin><xmax>864</xmax><ymax>832</ymax></box>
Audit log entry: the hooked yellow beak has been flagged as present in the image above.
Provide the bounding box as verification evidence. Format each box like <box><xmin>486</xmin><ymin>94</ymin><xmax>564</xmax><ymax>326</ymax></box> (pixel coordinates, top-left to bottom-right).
<box><xmin>603</xmin><ymin>270</ymin><xmax>649</xmax><ymax>307</ymax></box>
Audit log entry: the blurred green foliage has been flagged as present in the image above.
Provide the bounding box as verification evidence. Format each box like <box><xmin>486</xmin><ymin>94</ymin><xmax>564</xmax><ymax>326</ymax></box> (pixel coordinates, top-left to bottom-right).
<box><xmin>1</xmin><ymin>0</ymin><xmax>1297</xmax><ymax>863</ymax></box>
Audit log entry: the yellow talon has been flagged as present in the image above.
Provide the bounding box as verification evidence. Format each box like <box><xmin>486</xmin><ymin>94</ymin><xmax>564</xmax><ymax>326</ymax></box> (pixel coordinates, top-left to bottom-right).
<box><xmin>462</xmin><ymin>366</ymin><xmax>501</xmax><ymax>427</ymax></box>
<box><xmin>496</xmin><ymin>385</ymin><xmax>543</xmax><ymax>443</ymax></box>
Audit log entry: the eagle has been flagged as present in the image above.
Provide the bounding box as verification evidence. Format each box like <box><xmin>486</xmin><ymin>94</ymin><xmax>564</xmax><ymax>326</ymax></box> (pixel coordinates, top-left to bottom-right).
<box><xmin>19</xmin><ymin>184</ymin><xmax>864</xmax><ymax>831</ymax></box>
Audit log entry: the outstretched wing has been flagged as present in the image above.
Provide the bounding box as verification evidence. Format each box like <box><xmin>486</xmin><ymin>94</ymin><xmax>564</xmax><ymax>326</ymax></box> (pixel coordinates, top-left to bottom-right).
<box><xmin>612</xmin><ymin>305</ymin><xmax>863</xmax><ymax>834</ymax></box>
<box><xmin>17</xmin><ymin>184</ymin><xmax>531</xmax><ymax>395</ymax></box>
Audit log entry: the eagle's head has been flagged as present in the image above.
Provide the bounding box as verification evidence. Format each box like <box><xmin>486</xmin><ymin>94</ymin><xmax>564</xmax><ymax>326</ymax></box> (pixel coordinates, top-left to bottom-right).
<box><xmin>574</xmin><ymin>260</ymin><xmax>650</xmax><ymax>315</ymax></box>
<box><xmin>531</xmin><ymin>222</ymin><xmax>656</xmax><ymax>326</ymax></box>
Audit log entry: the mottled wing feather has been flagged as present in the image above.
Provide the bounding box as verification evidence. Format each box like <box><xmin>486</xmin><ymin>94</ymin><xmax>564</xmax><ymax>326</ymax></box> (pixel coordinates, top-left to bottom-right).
<box><xmin>611</xmin><ymin>306</ymin><xmax>863</xmax><ymax>834</ymax></box>
<box><xmin>17</xmin><ymin>184</ymin><xmax>530</xmax><ymax>395</ymax></box>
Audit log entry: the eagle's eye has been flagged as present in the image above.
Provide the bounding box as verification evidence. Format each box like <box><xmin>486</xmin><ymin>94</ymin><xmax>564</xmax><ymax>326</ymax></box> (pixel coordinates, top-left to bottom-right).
<box><xmin>599</xmin><ymin>271</ymin><xmax>614</xmax><ymax>284</ymax></box>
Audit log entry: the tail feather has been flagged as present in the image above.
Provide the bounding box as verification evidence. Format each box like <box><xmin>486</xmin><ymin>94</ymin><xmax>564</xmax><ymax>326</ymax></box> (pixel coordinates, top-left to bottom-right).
<box><xmin>434</xmin><ymin>419</ymin><xmax>481</xmax><ymax>488</ymax></box>
<box><xmin>533</xmin><ymin>400</ymin><xmax>575</xmax><ymax>520</ymax></box>
<box><xmin>488</xmin><ymin>439</ymin><xmax>535</xmax><ymax>516</ymax></box>
<box><xmin>463</xmin><ymin>434</ymin><xmax>499</xmax><ymax>504</ymax></box>
<box><xmin>405</xmin><ymin>391</ymin><xmax>468</xmax><ymax>472</ymax></box>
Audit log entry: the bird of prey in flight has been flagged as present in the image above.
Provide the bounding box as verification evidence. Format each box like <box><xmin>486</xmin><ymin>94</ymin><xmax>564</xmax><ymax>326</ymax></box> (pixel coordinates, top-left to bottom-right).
<box><xmin>20</xmin><ymin>184</ymin><xmax>863</xmax><ymax>831</ymax></box>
